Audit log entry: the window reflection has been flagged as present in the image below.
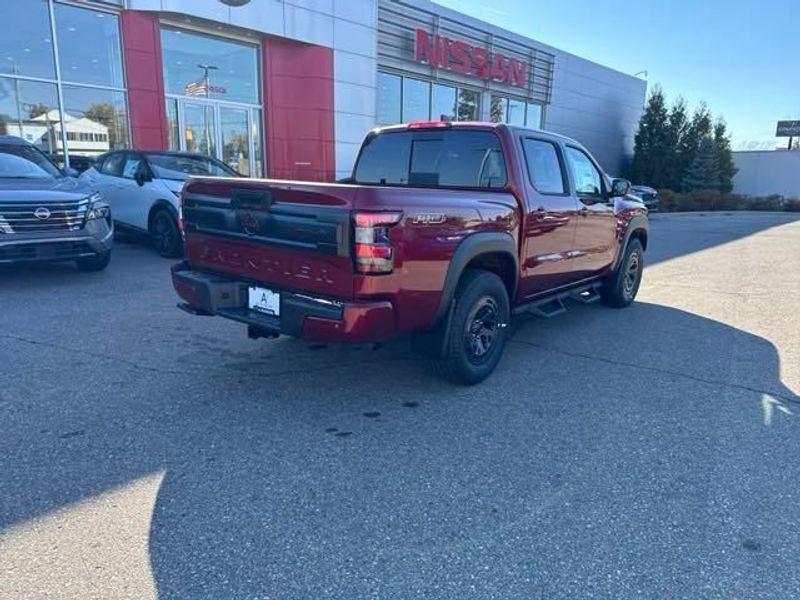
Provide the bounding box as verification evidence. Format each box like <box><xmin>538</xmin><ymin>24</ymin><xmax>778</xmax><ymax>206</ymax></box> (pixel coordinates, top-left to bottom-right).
<box><xmin>161</xmin><ymin>28</ymin><xmax>259</xmax><ymax>104</ymax></box>
<box><xmin>456</xmin><ymin>89</ymin><xmax>479</xmax><ymax>121</ymax></box>
<box><xmin>166</xmin><ymin>99</ymin><xmax>180</xmax><ymax>151</ymax></box>
<box><xmin>431</xmin><ymin>84</ymin><xmax>456</xmax><ymax>121</ymax></box>
<box><xmin>402</xmin><ymin>78</ymin><xmax>429</xmax><ymax>122</ymax></box>
<box><xmin>507</xmin><ymin>98</ymin><xmax>526</xmax><ymax>126</ymax></box>
<box><xmin>252</xmin><ymin>110</ymin><xmax>263</xmax><ymax>177</ymax></box>
<box><xmin>0</xmin><ymin>0</ymin><xmax>55</xmax><ymax>80</ymax></box>
<box><xmin>0</xmin><ymin>79</ymin><xmax>60</xmax><ymax>154</ymax></box>
<box><xmin>376</xmin><ymin>72</ymin><xmax>401</xmax><ymax>125</ymax></box>
<box><xmin>527</xmin><ymin>102</ymin><xmax>543</xmax><ymax>128</ymax></box>
<box><xmin>54</xmin><ymin>4</ymin><xmax>124</xmax><ymax>88</ymax></box>
<box><xmin>490</xmin><ymin>96</ymin><xmax>507</xmax><ymax>123</ymax></box>
<box><xmin>61</xmin><ymin>85</ymin><xmax>128</xmax><ymax>159</ymax></box>
<box><xmin>376</xmin><ymin>72</ymin><xmax>482</xmax><ymax>123</ymax></box>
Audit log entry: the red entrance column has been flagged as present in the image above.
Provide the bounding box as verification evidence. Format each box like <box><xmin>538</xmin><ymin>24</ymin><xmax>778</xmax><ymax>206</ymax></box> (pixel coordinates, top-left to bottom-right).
<box><xmin>120</xmin><ymin>11</ymin><xmax>168</xmax><ymax>151</ymax></box>
<box><xmin>262</xmin><ymin>37</ymin><xmax>335</xmax><ymax>182</ymax></box>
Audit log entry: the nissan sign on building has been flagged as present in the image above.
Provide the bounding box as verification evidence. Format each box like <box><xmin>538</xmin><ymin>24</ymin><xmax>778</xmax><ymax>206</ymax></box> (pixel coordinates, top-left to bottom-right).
<box><xmin>1</xmin><ymin>0</ymin><xmax>646</xmax><ymax>181</ymax></box>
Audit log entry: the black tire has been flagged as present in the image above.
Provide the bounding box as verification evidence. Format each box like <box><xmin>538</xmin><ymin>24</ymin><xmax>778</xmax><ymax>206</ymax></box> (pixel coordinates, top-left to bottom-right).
<box><xmin>601</xmin><ymin>238</ymin><xmax>644</xmax><ymax>307</ymax></box>
<box><xmin>432</xmin><ymin>269</ymin><xmax>510</xmax><ymax>385</ymax></box>
<box><xmin>150</xmin><ymin>208</ymin><xmax>183</xmax><ymax>258</ymax></box>
<box><xmin>76</xmin><ymin>250</ymin><xmax>111</xmax><ymax>272</ymax></box>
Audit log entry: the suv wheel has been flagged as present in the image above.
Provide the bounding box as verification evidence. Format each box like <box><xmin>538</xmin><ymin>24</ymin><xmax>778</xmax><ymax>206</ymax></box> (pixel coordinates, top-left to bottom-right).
<box><xmin>601</xmin><ymin>238</ymin><xmax>644</xmax><ymax>307</ymax></box>
<box><xmin>150</xmin><ymin>209</ymin><xmax>182</xmax><ymax>258</ymax></box>
<box><xmin>432</xmin><ymin>269</ymin><xmax>510</xmax><ymax>385</ymax></box>
<box><xmin>76</xmin><ymin>249</ymin><xmax>111</xmax><ymax>272</ymax></box>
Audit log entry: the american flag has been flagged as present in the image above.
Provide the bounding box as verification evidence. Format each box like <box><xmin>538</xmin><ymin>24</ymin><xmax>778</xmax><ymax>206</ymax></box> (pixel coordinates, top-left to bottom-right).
<box><xmin>184</xmin><ymin>81</ymin><xmax>208</xmax><ymax>97</ymax></box>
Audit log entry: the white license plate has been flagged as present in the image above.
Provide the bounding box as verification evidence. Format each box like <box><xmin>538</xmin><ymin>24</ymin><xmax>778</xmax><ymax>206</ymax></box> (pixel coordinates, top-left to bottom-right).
<box><xmin>248</xmin><ymin>286</ymin><xmax>280</xmax><ymax>317</ymax></box>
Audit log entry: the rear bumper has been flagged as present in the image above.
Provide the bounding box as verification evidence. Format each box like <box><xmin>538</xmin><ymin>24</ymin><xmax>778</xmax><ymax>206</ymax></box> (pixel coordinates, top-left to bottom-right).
<box><xmin>171</xmin><ymin>261</ymin><xmax>396</xmax><ymax>343</ymax></box>
<box><xmin>0</xmin><ymin>222</ymin><xmax>113</xmax><ymax>265</ymax></box>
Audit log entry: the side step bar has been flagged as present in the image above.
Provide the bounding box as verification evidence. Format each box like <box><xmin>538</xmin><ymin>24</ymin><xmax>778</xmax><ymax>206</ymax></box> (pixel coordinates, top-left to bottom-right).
<box><xmin>513</xmin><ymin>282</ymin><xmax>603</xmax><ymax>319</ymax></box>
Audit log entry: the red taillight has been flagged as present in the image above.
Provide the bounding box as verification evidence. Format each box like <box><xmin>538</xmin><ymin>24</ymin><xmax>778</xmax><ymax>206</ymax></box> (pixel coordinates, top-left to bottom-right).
<box><xmin>353</xmin><ymin>211</ymin><xmax>402</xmax><ymax>274</ymax></box>
<box><xmin>407</xmin><ymin>121</ymin><xmax>451</xmax><ymax>129</ymax></box>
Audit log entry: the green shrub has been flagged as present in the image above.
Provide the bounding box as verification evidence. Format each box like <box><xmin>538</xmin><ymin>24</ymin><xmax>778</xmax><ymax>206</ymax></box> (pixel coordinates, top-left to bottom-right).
<box><xmin>653</xmin><ymin>190</ymin><xmax>799</xmax><ymax>213</ymax></box>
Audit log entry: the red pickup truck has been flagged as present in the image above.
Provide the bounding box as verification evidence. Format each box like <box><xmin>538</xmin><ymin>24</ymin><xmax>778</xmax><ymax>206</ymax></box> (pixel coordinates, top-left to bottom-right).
<box><xmin>172</xmin><ymin>122</ymin><xmax>648</xmax><ymax>383</ymax></box>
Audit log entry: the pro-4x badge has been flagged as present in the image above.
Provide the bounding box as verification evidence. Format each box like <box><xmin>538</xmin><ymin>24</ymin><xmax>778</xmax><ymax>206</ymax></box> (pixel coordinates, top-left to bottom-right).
<box><xmin>412</xmin><ymin>213</ymin><xmax>446</xmax><ymax>225</ymax></box>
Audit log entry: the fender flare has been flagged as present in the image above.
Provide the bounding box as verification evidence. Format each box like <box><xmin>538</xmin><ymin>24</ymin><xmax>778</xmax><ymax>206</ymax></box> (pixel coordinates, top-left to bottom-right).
<box><xmin>148</xmin><ymin>200</ymin><xmax>180</xmax><ymax>231</ymax></box>
<box><xmin>613</xmin><ymin>215</ymin><xmax>649</xmax><ymax>271</ymax></box>
<box><xmin>434</xmin><ymin>232</ymin><xmax>519</xmax><ymax>324</ymax></box>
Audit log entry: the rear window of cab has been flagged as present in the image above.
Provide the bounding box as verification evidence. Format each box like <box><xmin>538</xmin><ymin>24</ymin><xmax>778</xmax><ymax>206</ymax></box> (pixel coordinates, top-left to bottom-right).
<box><xmin>354</xmin><ymin>130</ymin><xmax>507</xmax><ymax>190</ymax></box>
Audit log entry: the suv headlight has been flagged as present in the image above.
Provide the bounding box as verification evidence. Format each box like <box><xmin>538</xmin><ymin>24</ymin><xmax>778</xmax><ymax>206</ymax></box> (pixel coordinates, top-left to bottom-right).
<box><xmin>86</xmin><ymin>192</ymin><xmax>110</xmax><ymax>220</ymax></box>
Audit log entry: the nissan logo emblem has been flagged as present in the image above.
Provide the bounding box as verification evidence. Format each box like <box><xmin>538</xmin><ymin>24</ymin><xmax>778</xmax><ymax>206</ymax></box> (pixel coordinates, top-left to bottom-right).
<box><xmin>34</xmin><ymin>207</ymin><xmax>51</xmax><ymax>220</ymax></box>
<box><xmin>219</xmin><ymin>0</ymin><xmax>252</xmax><ymax>6</ymax></box>
<box><xmin>239</xmin><ymin>212</ymin><xmax>260</xmax><ymax>236</ymax></box>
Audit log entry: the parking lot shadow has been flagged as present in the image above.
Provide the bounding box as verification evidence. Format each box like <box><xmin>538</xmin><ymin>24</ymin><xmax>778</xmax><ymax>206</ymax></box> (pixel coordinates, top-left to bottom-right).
<box><xmin>3</xmin><ymin>298</ymin><xmax>797</xmax><ymax>597</ymax></box>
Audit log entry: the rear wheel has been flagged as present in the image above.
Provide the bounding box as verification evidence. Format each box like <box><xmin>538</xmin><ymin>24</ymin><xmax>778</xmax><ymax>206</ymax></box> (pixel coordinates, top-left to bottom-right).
<box><xmin>76</xmin><ymin>249</ymin><xmax>111</xmax><ymax>272</ymax></box>
<box><xmin>601</xmin><ymin>238</ymin><xmax>644</xmax><ymax>307</ymax></box>
<box><xmin>150</xmin><ymin>208</ymin><xmax>182</xmax><ymax>258</ymax></box>
<box><xmin>432</xmin><ymin>269</ymin><xmax>510</xmax><ymax>385</ymax></box>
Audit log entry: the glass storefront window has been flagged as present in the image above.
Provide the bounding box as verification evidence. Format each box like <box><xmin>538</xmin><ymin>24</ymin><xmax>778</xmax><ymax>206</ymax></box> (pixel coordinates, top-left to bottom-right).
<box><xmin>377</xmin><ymin>72</ymin><xmax>481</xmax><ymax>123</ymax></box>
<box><xmin>402</xmin><ymin>78</ymin><xmax>429</xmax><ymax>122</ymax></box>
<box><xmin>0</xmin><ymin>79</ymin><xmax>60</xmax><ymax>153</ymax></box>
<box><xmin>252</xmin><ymin>110</ymin><xmax>263</xmax><ymax>177</ymax></box>
<box><xmin>527</xmin><ymin>102</ymin><xmax>543</xmax><ymax>128</ymax></box>
<box><xmin>183</xmin><ymin>103</ymin><xmax>216</xmax><ymax>157</ymax></box>
<box><xmin>490</xmin><ymin>96</ymin><xmax>507</xmax><ymax>123</ymax></box>
<box><xmin>161</xmin><ymin>28</ymin><xmax>259</xmax><ymax>105</ymax></box>
<box><xmin>507</xmin><ymin>98</ymin><xmax>526</xmax><ymax>126</ymax></box>
<box><xmin>491</xmin><ymin>95</ymin><xmax>544</xmax><ymax>128</ymax></box>
<box><xmin>54</xmin><ymin>4</ymin><xmax>124</xmax><ymax>88</ymax></box>
<box><xmin>61</xmin><ymin>85</ymin><xmax>128</xmax><ymax>157</ymax></box>
<box><xmin>166</xmin><ymin>99</ymin><xmax>180</xmax><ymax>151</ymax></box>
<box><xmin>0</xmin><ymin>0</ymin><xmax>56</xmax><ymax>80</ymax></box>
<box><xmin>220</xmin><ymin>106</ymin><xmax>250</xmax><ymax>175</ymax></box>
<box><xmin>0</xmin><ymin>2</ymin><xmax>127</xmax><ymax>168</ymax></box>
<box><xmin>377</xmin><ymin>72</ymin><xmax>401</xmax><ymax>126</ymax></box>
<box><xmin>431</xmin><ymin>84</ymin><xmax>456</xmax><ymax>121</ymax></box>
<box><xmin>456</xmin><ymin>89</ymin><xmax>479</xmax><ymax>121</ymax></box>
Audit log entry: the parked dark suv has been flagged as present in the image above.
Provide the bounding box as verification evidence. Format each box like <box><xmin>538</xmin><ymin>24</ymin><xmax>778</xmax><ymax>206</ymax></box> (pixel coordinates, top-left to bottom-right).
<box><xmin>0</xmin><ymin>136</ymin><xmax>113</xmax><ymax>271</ymax></box>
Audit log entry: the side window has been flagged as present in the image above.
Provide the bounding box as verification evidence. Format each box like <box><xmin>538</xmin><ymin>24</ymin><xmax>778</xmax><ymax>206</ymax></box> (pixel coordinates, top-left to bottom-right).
<box><xmin>522</xmin><ymin>138</ymin><xmax>566</xmax><ymax>194</ymax></box>
<box><xmin>99</xmin><ymin>152</ymin><xmax>124</xmax><ymax>177</ymax></box>
<box><xmin>565</xmin><ymin>147</ymin><xmax>603</xmax><ymax>198</ymax></box>
<box><xmin>121</xmin><ymin>154</ymin><xmax>145</xmax><ymax>180</ymax></box>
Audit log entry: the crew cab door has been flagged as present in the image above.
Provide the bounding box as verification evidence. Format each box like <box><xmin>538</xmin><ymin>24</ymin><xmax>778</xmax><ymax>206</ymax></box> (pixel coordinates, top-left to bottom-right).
<box><xmin>518</xmin><ymin>136</ymin><xmax>583</xmax><ymax>297</ymax></box>
<box><xmin>564</xmin><ymin>145</ymin><xmax>618</xmax><ymax>278</ymax></box>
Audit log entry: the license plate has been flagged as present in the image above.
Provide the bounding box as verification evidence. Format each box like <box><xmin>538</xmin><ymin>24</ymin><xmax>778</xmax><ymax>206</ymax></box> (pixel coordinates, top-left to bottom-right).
<box><xmin>248</xmin><ymin>286</ymin><xmax>280</xmax><ymax>317</ymax></box>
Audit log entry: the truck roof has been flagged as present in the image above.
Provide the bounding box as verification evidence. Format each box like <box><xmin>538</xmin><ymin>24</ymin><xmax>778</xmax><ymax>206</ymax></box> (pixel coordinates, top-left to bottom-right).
<box><xmin>372</xmin><ymin>121</ymin><xmax>582</xmax><ymax>147</ymax></box>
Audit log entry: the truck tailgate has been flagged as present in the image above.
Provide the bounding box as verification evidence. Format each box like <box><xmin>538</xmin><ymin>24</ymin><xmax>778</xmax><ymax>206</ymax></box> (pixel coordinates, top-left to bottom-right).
<box><xmin>182</xmin><ymin>179</ymin><xmax>356</xmax><ymax>300</ymax></box>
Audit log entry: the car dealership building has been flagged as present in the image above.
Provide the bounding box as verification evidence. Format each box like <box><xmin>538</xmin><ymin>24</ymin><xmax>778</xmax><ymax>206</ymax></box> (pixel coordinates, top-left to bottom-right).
<box><xmin>0</xmin><ymin>0</ymin><xmax>646</xmax><ymax>181</ymax></box>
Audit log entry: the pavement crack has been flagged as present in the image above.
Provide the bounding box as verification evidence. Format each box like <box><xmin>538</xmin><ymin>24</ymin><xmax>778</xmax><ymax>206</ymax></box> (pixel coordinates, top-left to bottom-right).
<box><xmin>511</xmin><ymin>338</ymin><xmax>800</xmax><ymax>405</ymax></box>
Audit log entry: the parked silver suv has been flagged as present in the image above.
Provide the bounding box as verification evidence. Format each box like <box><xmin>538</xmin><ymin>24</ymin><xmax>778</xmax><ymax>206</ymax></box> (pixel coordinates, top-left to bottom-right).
<box><xmin>0</xmin><ymin>136</ymin><xmax>113</xmax><ymax>271</ymax></box>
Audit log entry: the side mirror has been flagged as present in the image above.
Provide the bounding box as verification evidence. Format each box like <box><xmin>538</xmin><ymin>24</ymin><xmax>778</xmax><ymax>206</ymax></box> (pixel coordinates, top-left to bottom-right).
<box><xmin>134</xmin><ymin>168</ymin><xmax>150</xmax><ymax>187</ymax></box>
<box><xmin>65</xmin><ymin>167</ymin><xmax>80</xmax><ymax>178</ymax></box>
<box><xmin>611</xmin><ymin>178</ymin><xmax>631</xmax><ymax>198</ymax></box>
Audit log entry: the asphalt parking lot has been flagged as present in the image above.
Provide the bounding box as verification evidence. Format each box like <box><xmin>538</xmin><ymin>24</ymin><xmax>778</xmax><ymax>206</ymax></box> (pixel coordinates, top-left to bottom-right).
<box><xmin>1</xmin><ymin>212</ymin><xmax>799</xmax><ymax>600</ymax></box>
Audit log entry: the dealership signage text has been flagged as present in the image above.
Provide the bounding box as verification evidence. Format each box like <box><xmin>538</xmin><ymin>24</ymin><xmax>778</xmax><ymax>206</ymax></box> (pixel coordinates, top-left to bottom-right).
<box><xmin>414</xmin><ymin>29</ymin><xmax>528</xmax><ymax>89</ymax></box>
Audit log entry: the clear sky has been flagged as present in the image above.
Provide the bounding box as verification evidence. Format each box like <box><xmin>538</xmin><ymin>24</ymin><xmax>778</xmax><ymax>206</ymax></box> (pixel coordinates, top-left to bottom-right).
<box><xmin>434</xmin><ymin>0</ymin><xmax>799</xmax><ymax>150</ymax></box>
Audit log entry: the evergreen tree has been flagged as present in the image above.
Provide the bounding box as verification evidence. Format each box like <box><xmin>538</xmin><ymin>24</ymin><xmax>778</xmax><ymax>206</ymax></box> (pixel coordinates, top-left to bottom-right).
<box><xmin>677</xmin><ymin>103</ymin><xmax>713</xmax><ymax>190</ymax></box>
<box><xmin>632</xmin><ymin>86</ymin><xmax>670</xmax><ymax>186</ymax></box>
<box><xmin>712</xmin><ymin>118</ymin><xmax>737</xmax><ymax>193</ymax></box>
<box><xmin>664</xmin><ymin>97</ymin><xmax>689</xmax><ymax>190</ymax></box>
<box><xmin>683</xmin><ymin>136</ymin><xmax>720</xmax><ymax>190</ymax></box>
